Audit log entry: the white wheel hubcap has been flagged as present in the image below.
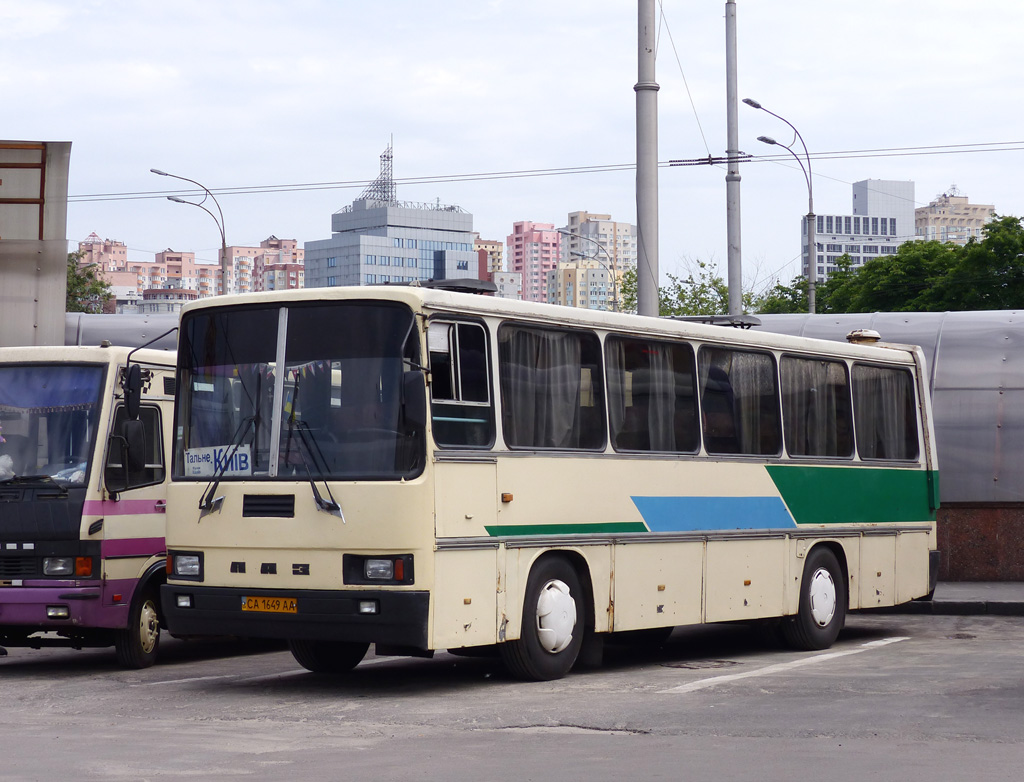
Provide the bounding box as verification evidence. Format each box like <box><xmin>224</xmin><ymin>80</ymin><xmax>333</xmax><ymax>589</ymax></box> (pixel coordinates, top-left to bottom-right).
<box><xmin>139</xmin><ymin>599</ymin><xmax>159</xmax><ymax>654</ymax></box>
<box><xmin>807</xmin><ymin>567</ymin><xmax>837</xmax><ymax>627</ymax></box>
<box><xmin>535</xmin><ymin>579</ymin><xmax>576</xmax><ymax>653</ymax></box>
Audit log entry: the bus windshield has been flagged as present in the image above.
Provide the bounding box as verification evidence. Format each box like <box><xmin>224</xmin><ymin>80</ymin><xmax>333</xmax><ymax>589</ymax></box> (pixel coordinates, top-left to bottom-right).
<box><xmin>175</xmin><ymin>301</ymin><xmax>423</xmax><ymax>482</ymax></box>
<box><xmin>0</xmin><ymin>364</ymin><xmax>105</xmax><ymax>485</ymax></box>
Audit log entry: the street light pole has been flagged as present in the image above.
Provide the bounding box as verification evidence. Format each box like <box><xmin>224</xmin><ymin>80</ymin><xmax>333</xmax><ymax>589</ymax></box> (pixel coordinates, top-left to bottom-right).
<box><xmin>742</xmin><ymin>99</ymin><xmax>817</xmax><ymax>314</ymax></box>
<box><xmin>557</xmin><ymin>229</ymin><xmax>619</xmax><ymax>312</ymax></box>
<box><xmin>150</xmin><ymin>168</ymin><xmax>229</xmax><ymax>296</ymax></box>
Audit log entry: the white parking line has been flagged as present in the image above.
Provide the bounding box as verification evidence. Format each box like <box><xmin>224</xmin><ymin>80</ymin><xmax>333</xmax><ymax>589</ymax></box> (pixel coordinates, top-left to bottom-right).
<box><xmin>136</xmin><ymin>674</ymin><xmax>236</xmax><ymax>686</ymax></box>
<box><xmin>658</xmin><ymin>636</ymin><xmax>909</xmax><ymax>694</ymax></box>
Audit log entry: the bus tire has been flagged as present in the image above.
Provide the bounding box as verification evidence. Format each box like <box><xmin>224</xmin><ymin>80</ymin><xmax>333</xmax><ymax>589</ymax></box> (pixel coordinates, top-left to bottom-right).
<box><xmin>782</xmin><ymin>547</ymin><xmax>846</xmax><ymax>651</ymax></box>
<box><xmin>288</xmin><ymin>639</ymin><xmax>369</xmax><ymax>673</ymax></box>
<box><xmin>500</xmin><ymin>555</ymin><xmax>584</xmax><ymax>681</ymax></box>
<box><xmin>115</xmin><ymin>586</ymin><xmax>161</xmax><ymax>669</ymax></box>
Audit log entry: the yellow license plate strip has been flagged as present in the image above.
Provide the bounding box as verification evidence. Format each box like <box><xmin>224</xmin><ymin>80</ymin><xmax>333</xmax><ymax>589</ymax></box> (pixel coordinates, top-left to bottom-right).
<box><xmin>241</xmin><ymin>596</ymin><xmax>297</xmax><ymax>613</ymax></box>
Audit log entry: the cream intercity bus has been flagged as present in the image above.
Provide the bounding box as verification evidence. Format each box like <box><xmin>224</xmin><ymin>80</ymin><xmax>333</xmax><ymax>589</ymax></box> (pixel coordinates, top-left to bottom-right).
<box><xmin>162</xmin><ymin>283</ymin><xmax>938</xmax><ymax>680</ymax></box>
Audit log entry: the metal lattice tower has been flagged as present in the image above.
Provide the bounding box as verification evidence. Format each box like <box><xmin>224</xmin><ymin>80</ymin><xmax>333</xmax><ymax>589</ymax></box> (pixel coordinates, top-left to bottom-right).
<box><xmin>358</xmin><ymin>142</ymin><xmax>397</xmax><ymax>204</ymax></box>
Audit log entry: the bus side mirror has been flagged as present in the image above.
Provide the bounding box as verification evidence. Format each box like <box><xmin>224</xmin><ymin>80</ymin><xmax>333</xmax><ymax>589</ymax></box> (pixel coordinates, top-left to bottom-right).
<box><xmin>402</xmin><ymin>371</ymin><xmax>427</xmax><ymax>431</ymax></box>
<box><xmin>105</xmin><ymin>419</ymin><xmax>147</xmax><ymax>494</ymax></box>
<box><xmin>125</xmin><ymin>364</ymin><xmax>143</xmax><ymax>421</ymax></box>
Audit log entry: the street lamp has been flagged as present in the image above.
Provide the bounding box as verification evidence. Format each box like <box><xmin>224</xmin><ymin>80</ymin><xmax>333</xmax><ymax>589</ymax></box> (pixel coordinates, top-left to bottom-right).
<box><xmin>556</xmin><ymin>229</ymin><xmax>619</xmax><ymax>312</ymax></box>
<box><xmin>742</xmin><ymin>99</ymin><xmax>817</xmax><ymax>314</ymax></box>
<box><xmin>150</xmin><ymin>168</ymin><xmax>229</xmax><ymax>296</ymax></box>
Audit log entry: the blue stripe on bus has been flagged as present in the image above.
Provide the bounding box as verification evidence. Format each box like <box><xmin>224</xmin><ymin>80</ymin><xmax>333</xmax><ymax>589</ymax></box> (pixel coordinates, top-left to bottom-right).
<box><xmin>631</xmin><ymin>496</ymin><xmax>796</xmax><ymax>532</ymax></box>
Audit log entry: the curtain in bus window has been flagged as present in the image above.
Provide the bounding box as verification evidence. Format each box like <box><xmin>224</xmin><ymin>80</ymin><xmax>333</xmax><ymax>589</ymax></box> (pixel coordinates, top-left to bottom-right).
<box><xmin>781</xmin><ymin>357</ymin><xmax>853</xmax><ymax>457</ymax></box>
<box><xmin>699</xmin><ymin>348</ymin><xmax>781</xmax><ymax>455</ymax></box>
<box><xmin>499</xmin><ymin>326</ymin><xmax>603</xmax><ymax>450</ymax></box>
<box><xmin>852</xmin><ymin>365</ymin><xmax>918</xmax><ymax>460</ymax></box>
<box><xmin>606</xmin><ymin>337</ymin><xmax>698</xmax><ymax>452</ymax></box>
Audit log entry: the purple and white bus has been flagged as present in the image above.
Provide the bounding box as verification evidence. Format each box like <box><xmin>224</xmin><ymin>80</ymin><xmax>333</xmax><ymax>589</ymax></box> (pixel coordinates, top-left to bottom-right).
<box><xmin>0</xmin><ymin>344</ymin><xmax>174</xmax><ymax>667</ymax></box>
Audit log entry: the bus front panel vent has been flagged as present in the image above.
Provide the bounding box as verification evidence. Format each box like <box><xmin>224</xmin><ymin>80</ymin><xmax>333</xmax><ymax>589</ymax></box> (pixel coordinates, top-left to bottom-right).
<box><xmin>242</xmin><ymin>494</ymin><xmax>296</xmax><ymax>518</ymax></box>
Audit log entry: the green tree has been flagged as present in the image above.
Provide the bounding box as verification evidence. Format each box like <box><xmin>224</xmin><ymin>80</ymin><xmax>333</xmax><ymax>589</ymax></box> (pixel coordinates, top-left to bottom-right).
<box><xmin>930</xmin><ymin>215</ymin><xmax>1024</xmax><ymax>310</ymax></box>
<box><xmin>66</xmin><ymin>251</ymin><xmax>113</xmax><ymax>313</ymax></box>
<box><xmin>754</xmin><ymin>275</ymin><xmax>808</xmax><ymax>314</ymax></box>
<box><xmin>620</xmin><ymin>260</ymin><xmax>740</xmax><ymax>316</ymax></box>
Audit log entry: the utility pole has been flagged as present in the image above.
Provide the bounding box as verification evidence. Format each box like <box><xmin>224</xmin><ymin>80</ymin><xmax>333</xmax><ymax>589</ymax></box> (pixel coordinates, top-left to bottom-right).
<box><xmin>725</xmin><ymin>0</ymin><xmax>743</xmax><ymax>315</ymax></box>
<box><xmin>636</xmin><ymin>0</ymin><xmax>660</xmax><ymax>317</ymax></box>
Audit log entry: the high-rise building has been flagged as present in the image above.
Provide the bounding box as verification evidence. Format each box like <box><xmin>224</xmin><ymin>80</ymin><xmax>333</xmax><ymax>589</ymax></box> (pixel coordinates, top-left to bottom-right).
<box><xmin>915</xmin><ymin>187</ymin><xmax>995</xmax><ymax>245</ymax></box>
<box><xmin>803</xmin><ymin>179</ymin><xmax>915</xmax><ymax>282</ymax></box>
<box><xmin>506</xmin><ymin>221</ymin><xmax>561</xmax><ymax>303</ymax></box>
<box><xmin>558</xmin><ymin>211</ymin><xmax>637</xmax><ymax>276</ymax></box>
<box><xmin>304</xmin><ymin>145</ymin><xmax>477</xmax><ymax>289</ymax></box>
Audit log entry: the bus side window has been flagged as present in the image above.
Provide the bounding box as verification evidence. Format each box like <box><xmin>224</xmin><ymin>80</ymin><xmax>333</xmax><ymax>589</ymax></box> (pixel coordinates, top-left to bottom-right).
<box><xmin>852</xmin><ymin>364</ymin><xmax>919</xmax><ymax>460</ymax></box>
<box><xmin>106</xmin><ymin>404</ymin><xmax>166</xmax><ymax>492</ymax></box>
<box><xmin>428</xmin><ymin>321</ymin><xmax>494</xmax><ymax>448</ymax></box>
<box><xmin>606</xmin><ymin>336</ymin><xmax>699</xmax><ymax>453</ymax></box>
<box><xmin>781</xmin><ymin>356</ymin><xmax>854</xmax><ymax>458</ymax></box>
<box><xmin>699</xmin><ymin>347</ymin><xmax>781</xmax><ymax>456</ymax></box>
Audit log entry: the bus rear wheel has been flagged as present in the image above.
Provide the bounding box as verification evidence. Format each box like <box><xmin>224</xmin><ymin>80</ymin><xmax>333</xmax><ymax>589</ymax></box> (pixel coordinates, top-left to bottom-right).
<box><xmin>500</xmin><ymin>555</ymin><xmax>584</xmax><ymax>681</ymax></box>
<box><xmin>288</xmin><ymin>639</ymin><xmax>369</xmax><ymax>673</ymax></box>
<box><xmin>782</xmin><ymin>547</ymin><xmax>847</xmax><ymax>651</ymax></box>
<box><xmin>115</xmin><ymin>587</ymin><xmax>161</xmax><ymax>669</ymax></box>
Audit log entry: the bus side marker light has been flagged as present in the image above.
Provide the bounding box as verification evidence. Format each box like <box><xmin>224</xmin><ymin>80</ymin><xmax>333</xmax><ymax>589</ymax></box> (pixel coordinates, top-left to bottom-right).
<box><xmin>501</xmin><ymin>493</ymin><xmax>513</xmax><ymax>503</ymax></box>
<box><xmin>657</xmin><ymin>585</ymin><xmax>665</xmax><ymax>592</ymax></box>
<box><xmin>464</xmin><ymin>598</ymin><xmax>472</xmax><ymax>605</ymax></box>
<box><xmin>112</xmin><ymin>593</ymin><xmax>123</xmax><ymax>603</ymax></box>
<box><xmin>46</xmin><ymin>606</ymin><xmax>70</xmax><ymax>620</ymax></box>
<box><xmin>359</xmin><ymin>600</ymin><xmax>378</xmax><ymax>615</ymax></box>
<box><xmin>744</xmin><ymin>580</ymin><xmax>752</xmax><ymax>586</ymax></box>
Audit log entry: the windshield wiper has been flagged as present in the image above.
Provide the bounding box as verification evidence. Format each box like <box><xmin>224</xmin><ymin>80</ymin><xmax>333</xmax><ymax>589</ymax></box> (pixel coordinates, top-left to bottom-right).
<box><xmin>198</xmin><ymin>415</ymin><xmax>256</xmax><ymax>515</ymax></box>
<box><xmin>0</xmin><ymin>474</ymin><xmax>69</xmax><ymax>496</ymax></box>
<box><xmin>281</xmin><ymin>388</ymin><xmax>344</xmax><ymax>519</ymax></box>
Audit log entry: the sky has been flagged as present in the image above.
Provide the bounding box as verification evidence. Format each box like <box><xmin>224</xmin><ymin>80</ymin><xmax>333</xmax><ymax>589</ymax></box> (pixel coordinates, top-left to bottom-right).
<box><xmin>5</xmin><ymin>0</ymin><xmax>1024</xmax><ymax>296</ymax></box>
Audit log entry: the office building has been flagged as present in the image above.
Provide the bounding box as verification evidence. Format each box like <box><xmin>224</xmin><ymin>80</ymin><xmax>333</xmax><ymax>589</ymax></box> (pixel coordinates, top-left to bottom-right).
<box><xmin>304</xmin><ymin>145</ymin><xmax>477</xmax><ymax>289</ymax></box>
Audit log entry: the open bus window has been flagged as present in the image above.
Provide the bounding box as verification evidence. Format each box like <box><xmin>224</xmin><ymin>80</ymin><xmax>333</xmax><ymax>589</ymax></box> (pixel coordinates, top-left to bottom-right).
<box><xmin>428</xmin><ymin>321</ymin><xmax>494</xmax><ymax>448</ymax></box>
<box><xmin>0</xmin><ymin>364</ymin><xmax>104</xmax><ymax>484</ymax></box>
<box><xmin>498</xmin><ymin>325</ymin><xmax>606</xmax><ymax>450</ymax></box>
<box><xmin>606</xmin><ymin>336</ymin><xmax>699</xmax><ymax>453</ymax></box>
<box><xmin>698</xmin><ymin>347</ymin><xmax>781</xmax><ymax>456</ymax></box>
<box><xmin>781</xmin><ymin>356</ymin><xmax>854</xmax><ymax>458</ymax></box>
<box><xmin>852</xmin><ymin>364</ymin><xmax>919</xmax><ymax>460</ymax></box>
<box><xmin>105</xmin><ymin>404</ymin><xmax>166</xmax><ymax>491</ymax></box>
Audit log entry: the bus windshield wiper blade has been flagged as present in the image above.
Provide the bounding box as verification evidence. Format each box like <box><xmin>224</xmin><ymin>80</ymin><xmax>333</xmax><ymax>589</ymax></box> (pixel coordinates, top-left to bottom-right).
<box><xmin>198</xmin><ymin>415</ymin><xmax>256</xmax><ymax>515</ymax></box>
<box><xmin>288</xmin><ymin>421</ymin><xmax>345</xmax><ymax>520</ymax></box>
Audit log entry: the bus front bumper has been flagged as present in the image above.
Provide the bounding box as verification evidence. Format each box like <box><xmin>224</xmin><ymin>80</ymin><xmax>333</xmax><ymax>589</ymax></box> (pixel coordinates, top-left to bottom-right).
<box><xmin>0</xmin><ymin>583</ymin><xmax>128</xmax><ymax>630</ymax></box>
<box><xmin>160</xmin><ymin>584</ymin><xmax>430</xmax><ymax>648</ymax></box>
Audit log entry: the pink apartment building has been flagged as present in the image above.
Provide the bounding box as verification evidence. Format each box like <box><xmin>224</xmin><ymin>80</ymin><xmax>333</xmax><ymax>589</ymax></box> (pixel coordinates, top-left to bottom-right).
<box><xmin>506</xmin><ymin>221</ymin><xmax>561</xmax><ymax>303</ymax></box>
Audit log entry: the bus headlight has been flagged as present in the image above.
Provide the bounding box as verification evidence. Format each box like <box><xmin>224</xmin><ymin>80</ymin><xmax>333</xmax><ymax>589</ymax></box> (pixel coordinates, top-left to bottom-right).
<box><xmin>170</xmin><ymin>552</ymin><xmax>203</xmax><ymax>580</ymax></box>
<box><xmin>364</xmin><ymin>559</ymin><xmax>395</xmax><ymax>580</ymax></box>
<box><xmin>43</xmin><ymin>557</ymin><xmax>74</xmax><ymax>576</ymax></box>
<box><xmin>343</xmin><ymin>554</ymin><xmax>414</xmax><ymax>585</ymax></box>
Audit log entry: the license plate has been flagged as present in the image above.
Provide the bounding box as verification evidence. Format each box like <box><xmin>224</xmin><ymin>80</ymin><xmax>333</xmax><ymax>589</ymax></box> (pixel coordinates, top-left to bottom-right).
<box><xmin>241</xmin><ymin>596</ymin><xmax>297</xmax><ymax>614</ymax></box>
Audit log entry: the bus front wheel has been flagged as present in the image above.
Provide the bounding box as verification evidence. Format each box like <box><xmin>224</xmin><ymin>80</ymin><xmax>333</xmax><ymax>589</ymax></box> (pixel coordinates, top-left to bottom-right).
<box><xmin>500</xmin><ymin>556</ymin><xmax>584</xmax><ymax>681</ymax></box>
<box><xmin>288</xmin><ymin>639</ymin><xmax>369</xmax><ymax>673</ymax></box>
<box><xmin>782</xmin><ymin>547</ymin><xmax>847</xmax><ymax>651</ymax></box>
<box><xmin>115</xmin><ymin>586</ymin><xmax>161</xmax><ymax>669</ymax></box>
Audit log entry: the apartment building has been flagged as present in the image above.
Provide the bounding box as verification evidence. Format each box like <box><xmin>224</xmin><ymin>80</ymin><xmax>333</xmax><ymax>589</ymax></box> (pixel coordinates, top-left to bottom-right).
<box><xmin>915</xmin><ymin>188</ymin><xmax>995</xmax><ymax>245</ymax></box>
<box><xmin>507</xmin><ymin>221</ymin><xmax>561</xmax><ymax>304</ymax></box>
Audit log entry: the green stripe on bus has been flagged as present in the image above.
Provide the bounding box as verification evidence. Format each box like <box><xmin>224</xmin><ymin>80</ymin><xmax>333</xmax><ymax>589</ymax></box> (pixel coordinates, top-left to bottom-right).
<box><xmin>484</xmin><ymin>521</ymin><xmax>649</xmax><ymax>537</ymax></box>
<box><xmin>766</xmin><ymin>465</ymin><xmax>938</xmax><ymax>525</ymax></box>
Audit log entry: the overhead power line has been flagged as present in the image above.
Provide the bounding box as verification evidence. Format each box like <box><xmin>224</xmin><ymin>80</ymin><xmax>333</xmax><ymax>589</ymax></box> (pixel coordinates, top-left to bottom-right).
<box><xmin>68</xmin><ymin>141</ymin><xmax>1024</xmax><ymax>204</ymax></box>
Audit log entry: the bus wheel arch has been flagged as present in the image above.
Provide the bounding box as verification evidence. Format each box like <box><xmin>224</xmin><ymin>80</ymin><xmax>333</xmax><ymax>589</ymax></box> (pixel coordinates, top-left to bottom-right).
<box><xmin>500</xmin><ymin>552</ymin><xmax>589</xmax><ymax>681</ymax></box>
<box><xmin>114</xmin><ymin>565</ymin><xmax>165</xmax><ymax>669</ymax></box>
<box><xmin>782</xmin><ymin>544</ymin><xmax>848</xmax><ymax>651</ymax></box>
